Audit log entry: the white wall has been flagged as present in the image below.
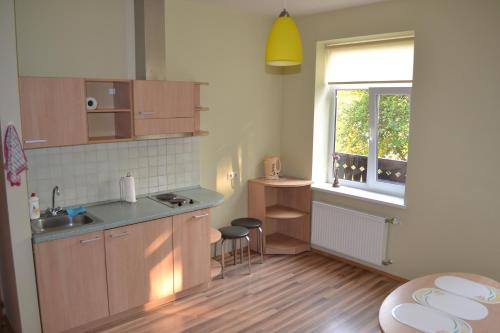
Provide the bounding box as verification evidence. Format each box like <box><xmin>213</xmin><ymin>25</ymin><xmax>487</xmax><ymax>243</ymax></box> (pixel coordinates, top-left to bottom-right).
<box><xmin>15</xmin><ymin>0</ymin><xmax>135</xmax><ymax>79</ymax></box>
<box><xmin>281</xmin><ymin>0</ymin><xmax>500</xmax><ymax>280</ymax></box>
<box><xmin>0</xmin><ymin>0</ymin><xmax>41</xmax><ymax>331</ymax></box>
<box><xmin>164</xmin><ymin>0</ymin><xmax>283</xmax><ymax>228</ymax></box>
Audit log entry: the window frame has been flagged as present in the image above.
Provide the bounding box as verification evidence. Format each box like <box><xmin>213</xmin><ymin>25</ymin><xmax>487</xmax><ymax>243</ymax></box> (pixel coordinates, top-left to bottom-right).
<box><xmin>328</xmin><ymin>85</ymin><xmax>412</xmax><ymax>197</ymax></box>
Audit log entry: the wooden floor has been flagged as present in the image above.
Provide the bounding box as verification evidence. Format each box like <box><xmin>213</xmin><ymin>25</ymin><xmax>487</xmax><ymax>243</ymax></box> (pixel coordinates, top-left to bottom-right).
<box><xmin>97</xmin><ymin>252</ymin><xmax>401</xmax><ymax>333</ymax></box>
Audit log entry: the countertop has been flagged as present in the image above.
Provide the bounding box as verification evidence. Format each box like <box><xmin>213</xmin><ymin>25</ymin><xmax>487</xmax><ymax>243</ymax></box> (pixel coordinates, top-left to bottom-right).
<box><xmin>32</xmin><ymin>186</ymin><xmax>224</xmax><ymax>243</ymax></box>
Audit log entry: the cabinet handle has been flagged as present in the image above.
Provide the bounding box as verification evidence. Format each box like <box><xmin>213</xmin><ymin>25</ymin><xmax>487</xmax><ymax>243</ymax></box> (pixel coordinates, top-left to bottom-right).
<box><xmin>109</xmin><ymin>231</ymin><xmax>129</xmax><ymax>239</ymax></box>
<box><xmin>139</xmin><ymin>111</ymin><xmax>155</xmax><ymax>116</ymax></box>
<box><xmin>80</xmin><ymin>236</ymin><xmax>101</xmax><ymax>244</ymax></box>
<box><xmin>25</xmin><ymin>139</ymin><xmax>48</xmax><ymax>144</ymax></box>
<box><xmin>192</xmin><ymin>213</ymin><xmax>209</xmax><ymax>219</ymax></box>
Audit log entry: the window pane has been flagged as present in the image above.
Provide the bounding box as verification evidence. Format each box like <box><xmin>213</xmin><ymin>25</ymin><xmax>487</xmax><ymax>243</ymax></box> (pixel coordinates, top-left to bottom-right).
<box><xmin>376</xmin><ymin>94</ymin><xmax>410</xmax><ymax>184</ymax></box>
<box><xmin>334</xmin><ymin>89</ymin><xmax>369</xmax><ymax>183</ymax></box>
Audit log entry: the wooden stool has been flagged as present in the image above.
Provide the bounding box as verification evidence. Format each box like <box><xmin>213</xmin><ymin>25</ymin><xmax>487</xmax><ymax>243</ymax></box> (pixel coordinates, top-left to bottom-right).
<box><xmin>218</xmin><ymin>226</ymin><xmax>251</xmax><ymax>278</ymax></box>
<box><xmin>231</xmin><ymin>217</ymin><xmax>264</xmax><ymax>264</ymax></box>
<box><xmin>209</xmin><ymin>228</ymin><xmax>222</xmax><ymax>279</ymax></box>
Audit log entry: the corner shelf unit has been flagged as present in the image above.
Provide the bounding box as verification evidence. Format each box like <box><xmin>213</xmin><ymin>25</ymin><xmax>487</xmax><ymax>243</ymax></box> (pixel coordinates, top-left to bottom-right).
<box><xmin>85</xmin><ymin>79</ymin><xmax>133</xmax><ymax>143</ymax></box>
<box><xmin>248</xmin><ymin>177</ymin><xmax>312</xmax><ymax>255</ymax></box>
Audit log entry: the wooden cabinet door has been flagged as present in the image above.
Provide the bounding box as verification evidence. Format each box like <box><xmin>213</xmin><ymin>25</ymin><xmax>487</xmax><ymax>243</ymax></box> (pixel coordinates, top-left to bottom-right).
<box><xmin>104</xmin><ymin>224</ymin><xmax>145</xmax><ymax>315</ymax></box>
<box><xmin>173</xmin><ymin>209</ymin><xmax>211</xmax><ymax>293</ymax></box>
<box><xmin>163</xmin><ymin>81</ymin><xmax>195</xmax><ymax>118</ymax></box>
<box><xmin>142</xmin><ymin>217</ymin><xmax>175</xmax><ymax>303</ymax></box>
<box><xmin>133</xmin><ymin>80</ymin><xmax>195</xmax><ymax>136</ymax></box>
<box><xmin>105</xmin><ymin>217</ymin><xmax>173</xmax><ymax>315</ymax></box>
<box><xmin>19</xmin><ymin>77</ymin><xmax>87</xmax><ymax>149</ymax></box>
<box><xmin>34</xmin><ymin>231</ymin><xmax>109</xmax><ymax>333</ymax></box>
<box><xmin>133</xmin><ymin>80</ymin><xmax>195</xmax><ymax>119</ymax></box>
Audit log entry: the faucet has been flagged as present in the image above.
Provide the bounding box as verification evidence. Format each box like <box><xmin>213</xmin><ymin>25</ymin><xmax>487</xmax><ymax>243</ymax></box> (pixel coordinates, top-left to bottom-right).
<box><xmin>47</xmin><ymin>185</ymin><xmax>62</xmax><ymax>216</ymax></box>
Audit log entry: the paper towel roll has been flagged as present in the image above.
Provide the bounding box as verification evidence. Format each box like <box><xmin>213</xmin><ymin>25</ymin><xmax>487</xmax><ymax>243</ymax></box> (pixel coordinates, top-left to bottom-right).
<box><xmin>86</xmin><ymin>97</ymin><xmax>97</xmax><ymax>110</ymax></box>
<box><xmin>120</xmin><ymin>174</ymin><xmax>136</xmax><ymax>203</ymax></box>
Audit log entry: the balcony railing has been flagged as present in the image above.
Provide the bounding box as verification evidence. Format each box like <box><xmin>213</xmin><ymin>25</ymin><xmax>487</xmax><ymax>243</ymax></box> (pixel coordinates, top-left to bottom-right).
<box><xmin>335</xmin><ymin>153</ymin><xmax>407</xmax><ymax>184</ymax></box>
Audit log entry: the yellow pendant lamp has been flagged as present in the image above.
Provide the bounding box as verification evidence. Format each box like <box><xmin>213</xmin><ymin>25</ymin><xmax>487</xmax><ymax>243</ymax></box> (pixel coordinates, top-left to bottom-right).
<box><xmin>266</xmin><ymin>8</ymin><xmax>302</xmax><ymax>66</ymax></box>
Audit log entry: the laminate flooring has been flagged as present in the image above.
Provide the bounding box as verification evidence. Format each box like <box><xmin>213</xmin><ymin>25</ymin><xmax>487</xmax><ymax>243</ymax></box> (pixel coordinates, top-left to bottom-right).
<box><xmin>97</xmin><ymin>251</ymin><xmax>401</xmax><ymax>333</ymax></box>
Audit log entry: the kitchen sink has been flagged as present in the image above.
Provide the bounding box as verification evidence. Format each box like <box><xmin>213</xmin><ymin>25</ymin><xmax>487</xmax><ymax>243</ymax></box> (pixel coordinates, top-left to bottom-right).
<box><xmin>31</xmin><ymin>214</ymin><xmax>95</xmax><ymax>234</ymax></box>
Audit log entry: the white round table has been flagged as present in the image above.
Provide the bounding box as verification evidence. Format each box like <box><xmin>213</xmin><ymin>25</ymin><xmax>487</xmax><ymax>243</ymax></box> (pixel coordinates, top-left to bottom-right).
<box><xmin>379</xmin><ymin>272</ymin><xmax>500</xmax><ymax>333</ymax></box>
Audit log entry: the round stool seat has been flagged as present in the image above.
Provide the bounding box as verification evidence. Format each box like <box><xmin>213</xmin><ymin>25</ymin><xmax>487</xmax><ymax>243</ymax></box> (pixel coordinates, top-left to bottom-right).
<box><xmin>210</xmin><ymin>227</ymin><xmax>221</xmax><ymax>244</ymax></box>
<box><xmin>231</xmin><ymin>218</ymin><xmax>262</xmax><ymax>229</ymax></box>
<box><xmin>219</xmin><ymin>226</ymin><xmax>249</xmax><ymax>239</ymax></box>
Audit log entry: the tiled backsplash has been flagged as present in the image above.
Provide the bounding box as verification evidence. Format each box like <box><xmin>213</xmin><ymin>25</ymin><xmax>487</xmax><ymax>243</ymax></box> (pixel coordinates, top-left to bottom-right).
<box><xmin>26</xmin><ymin>137</ymin><xmax>200</xmax><ymax>209</ymax></box>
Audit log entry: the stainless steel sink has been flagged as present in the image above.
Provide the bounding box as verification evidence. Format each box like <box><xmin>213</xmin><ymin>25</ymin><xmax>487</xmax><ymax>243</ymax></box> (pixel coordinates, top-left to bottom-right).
<box><xmin>31</xmin><ymin>214</ymin><xmax>95</xmax><ymax>234</ymax></box>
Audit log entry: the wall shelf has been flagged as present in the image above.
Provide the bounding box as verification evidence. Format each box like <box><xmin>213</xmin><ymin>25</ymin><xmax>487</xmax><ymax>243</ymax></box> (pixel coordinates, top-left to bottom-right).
<box><xmin>193</xmin><ymin>83</ymin><xmax>209</xmax><ymax>137</ymax></box>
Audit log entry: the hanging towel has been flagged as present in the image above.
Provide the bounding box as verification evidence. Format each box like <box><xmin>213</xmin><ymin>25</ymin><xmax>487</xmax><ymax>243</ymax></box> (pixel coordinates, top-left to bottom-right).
<box><xmin>4</xmin><ymin>124</ymin><xmax>28</xmax><ymax>186</ymax></box>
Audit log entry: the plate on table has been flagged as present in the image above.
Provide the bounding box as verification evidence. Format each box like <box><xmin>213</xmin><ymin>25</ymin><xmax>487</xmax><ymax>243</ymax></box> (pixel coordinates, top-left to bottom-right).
<box><xmin>413</xmin><ymin>288</ymin><xmax>488</xmax><ymax>320</ymax></box>
<box><xmin>435</xmin><ymin>276</ymin><xmax>500</xmax><ymax>304</ymax></box>
<box><xmin>392</xmin><ymin>303</ymin><xmax>472</xmax><ymax>333</ymax></box>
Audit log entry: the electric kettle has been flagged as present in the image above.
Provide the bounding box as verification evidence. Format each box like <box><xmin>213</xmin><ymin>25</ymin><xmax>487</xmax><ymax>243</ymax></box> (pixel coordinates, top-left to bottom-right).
<box><xmin>264</xmin><ymin>156</ymin><xmax>281</xmax><ymax>179</ymax></box>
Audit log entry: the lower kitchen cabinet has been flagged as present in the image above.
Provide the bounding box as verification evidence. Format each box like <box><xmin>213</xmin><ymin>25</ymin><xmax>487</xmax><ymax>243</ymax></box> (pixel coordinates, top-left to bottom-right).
<box><xmin>105</xmin><ymin>217</ymin><xmax>174</xmax><ymax>315</ymax></box>
<box><xmin>33</xmin><ymin>231</ymin><xmax>109</xmax><ymax>333</ymax></box>
<box><xmin>34</xmin><ymin>212</ymin><xmax>211</xmax><ymax>332</ymax></box>
<box><xmin>173</xmin><ymin>209</ymin><xmax>211</xmax><ymax>293</ymax></box>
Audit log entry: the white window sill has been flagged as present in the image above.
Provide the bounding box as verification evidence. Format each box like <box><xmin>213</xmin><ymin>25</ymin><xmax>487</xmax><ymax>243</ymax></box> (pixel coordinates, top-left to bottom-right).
<box><xmin>312</xmin><ymin>182</ymin><xmax>406</xmax><ymax>208</ymax></box>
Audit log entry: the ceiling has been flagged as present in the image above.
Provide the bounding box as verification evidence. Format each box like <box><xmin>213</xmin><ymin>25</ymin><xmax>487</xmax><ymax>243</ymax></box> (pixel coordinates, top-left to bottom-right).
<box><xmin>191</xmin><ymin>0</ymin><xmax>389</xmax><ymax>16</ymax></box>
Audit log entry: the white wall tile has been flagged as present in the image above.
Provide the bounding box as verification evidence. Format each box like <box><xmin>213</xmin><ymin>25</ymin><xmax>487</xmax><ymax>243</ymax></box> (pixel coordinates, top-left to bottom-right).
<box><xmin>26</xmin><ymin>137</ymin><xmax>200</xmax><ymax>209</ymax></box>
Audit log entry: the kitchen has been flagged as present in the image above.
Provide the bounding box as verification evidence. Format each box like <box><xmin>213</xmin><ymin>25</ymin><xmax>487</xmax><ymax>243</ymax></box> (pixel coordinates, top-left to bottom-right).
<box><xmin>1</xmin><ymin>1</ymin><xmax>500</xmax><ymax>333</ymax></box>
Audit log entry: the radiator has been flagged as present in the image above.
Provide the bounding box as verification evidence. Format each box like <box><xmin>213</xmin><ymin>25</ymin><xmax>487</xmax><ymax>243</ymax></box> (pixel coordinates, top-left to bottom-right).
<box><xmin>311</xmin><ymin>201</ymin><xmax>391</xmax><ymax>266</ymax></box>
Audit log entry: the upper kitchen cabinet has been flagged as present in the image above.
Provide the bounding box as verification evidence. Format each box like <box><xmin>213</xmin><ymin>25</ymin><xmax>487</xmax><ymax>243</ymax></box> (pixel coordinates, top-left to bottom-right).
<box><xmin>133</xmin><ymin>80</ymin><xmax>208</xmax><ymax>137</ymax></box>
<box><xmin>19</xmin><ymin>76</ymin><xmax>88</xmax><ymax>149</ymax></box>
<box><xmin>134</xmin><ymin>80</ymin><xmax>194</xmax><ymax>118</ymax></box>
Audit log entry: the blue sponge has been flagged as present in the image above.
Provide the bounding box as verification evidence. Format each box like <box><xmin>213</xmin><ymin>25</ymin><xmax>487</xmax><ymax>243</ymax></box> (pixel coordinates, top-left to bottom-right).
<box><xmin>67</xmin><ymin>206</ymin><xmax>87</xmax><ymax>218</ymax></box>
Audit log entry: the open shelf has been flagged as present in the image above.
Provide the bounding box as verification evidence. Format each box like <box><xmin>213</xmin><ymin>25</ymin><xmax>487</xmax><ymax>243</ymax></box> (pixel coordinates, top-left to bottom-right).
<box><xmin>87</xmin><ymin>112</ymin><xmax>133</xmax><ymax>142</ymax></box>
<box><xmin>266</xmin><ymin>205</ymin><xmax>307</xmax><ymax>220</ymax></box>
<box><xmin>265</xmin><ymin>233</ymin><xmax>310</xmax><ymax>255</ymax></box>
<box><xmin>88</xmin><ymin>136</ymin><xmax>131</xmax><ymax>143</ymax></box>
<box><xmin>85</xmin><ymin>80</ymin><xmax>132</xmax><ymax>111</ymax></box>
<box><xmin>193</xmin><ymin>130</ymin><xmax>209</xmax><ymax>136</ymax></box>
<box><xmin>87</xmin><ymin>108</ymin><xmax>131</xmax><ymax>113</ymax></box>
<box><xmin>85</xmin><ymin>80</ymin><xmax>133</xmax><ymax>143</ymax></box>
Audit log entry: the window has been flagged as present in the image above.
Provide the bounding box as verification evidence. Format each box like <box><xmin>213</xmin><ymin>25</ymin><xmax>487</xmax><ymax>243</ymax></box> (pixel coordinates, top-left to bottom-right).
<box><xmin>326</xmin><ymin>37</ymin><xmax>414</xmax><ymax>196</ymax></box>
